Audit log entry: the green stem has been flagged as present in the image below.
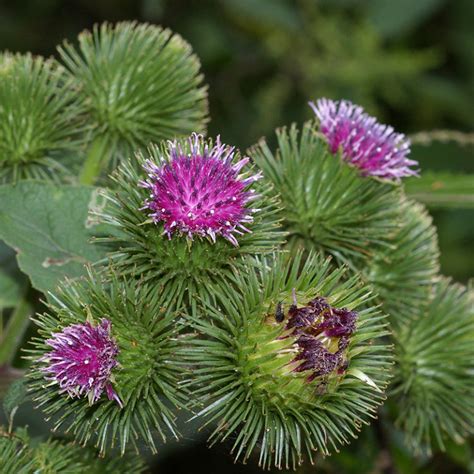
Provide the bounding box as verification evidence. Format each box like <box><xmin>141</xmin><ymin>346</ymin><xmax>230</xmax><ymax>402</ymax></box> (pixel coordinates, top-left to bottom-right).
<box><xmin>0</xmin><ymin>291</ymin><xmax>32</xmax><ymax>366</ymax></box>
<box><xmin>79</xmin><ymin>135</ymin><xmax>111</xmax><ymax>185</ymax></box>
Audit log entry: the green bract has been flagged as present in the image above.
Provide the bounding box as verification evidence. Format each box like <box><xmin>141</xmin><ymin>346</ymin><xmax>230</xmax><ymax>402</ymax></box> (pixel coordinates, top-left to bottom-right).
<box><xmin>249</xmin><ymin>121</ymin><xmax>403</xmax><ymax>262</ymax></box>
<box><xmin>392</xmin><ymin>279</ymin><xmax>474</xmax><ymax>454</ymax></box>
<box><xmin>184</xmin><ymin>252</ymin><xmax>392</xmax><ymax>469</ymax></box>
<box><xmin>0</xmin><ymin>429</ymin><xmax>32</xmax><ymax>474</ymax></box>
<box><xmin>97</xmin><ymin>138</ymin><xmax>285</xmax><ymax>310</ymax></box>
<box><xmin>58</xmin><ymin>21</ymin><xmax>209</xmax><ymax>176</ymax></box>
<box><xmin>361</xmin><ymin>198</ymin><xmax>439</xmax><ymax>326</ymax></box>
<box><xmin>0</xmin><ymin>427</ymin><xmax>145</xmax><ymax>473</ymax></box>
<box><xmin>27</xmin><ymin>271</ymin><xmax>183</xmax><ymax>455</ymax></box>
<box><xmin>0</xmin><ymin>53</ymin><xmax>84</xmax><ymax>183</ymax></box>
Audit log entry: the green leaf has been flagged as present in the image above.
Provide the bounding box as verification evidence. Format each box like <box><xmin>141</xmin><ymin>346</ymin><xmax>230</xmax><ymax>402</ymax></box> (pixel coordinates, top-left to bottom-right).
<box><xmin>0</xmin><ymin>182</ymin><xmax>110</xmax><ymax>294</ymax></box>
<box><xmin>0</xmin><ymin>297</ymin><xmax>32</xmax><ymax>366</ymax></box>
<box><xmin>0</xmin><ymin>241</ymin><xmax>27</xmax><ymax>309</ymax></box>
<box><xmin>404</xmin><ymin>172</ymin><xmax>474</xmax><ymax>209</ymax></box>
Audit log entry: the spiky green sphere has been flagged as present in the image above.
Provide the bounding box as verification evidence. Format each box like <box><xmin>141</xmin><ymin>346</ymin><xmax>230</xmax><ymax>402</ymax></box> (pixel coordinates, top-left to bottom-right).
<box><xmin>0</xmin><ymin>427</ymin><xmax>145</xmax><ymax>473</ymax></box>
<box><xmin>184</xmin><ymin>252</ymin><xmax>392</xmax><ymax>470</ymax></box>
<box><xmin>392</xmin><ymin>279</ymin><xmax>474</xmax><ymax>453</ymax></box>
<box><xmin>27</xmin><ymin>271</ymin><xmax>183</xmax><ymax>455</ymax></box>
<box><xmin>249</xmin><ymin>121</ymin><xmax>403</xmax><ymax>263</ymax></box>
<box><xmin>0</xmin><ymin>53</ymin><xmax>84</xmax><ymax>183</ymax></box>
<box><xmin>98</xmin><ymin>135</ymin><xmax>285</xmax><ymax>309</ymax></box>
<box><xmin>362</xmin><ymin>198</ymin><xmax>439</xmax><ymax>326</ymax></box>
<box><xmin>58</xmin><ymin>21</ymin><xmax>209</xmax><ymax>170</ymax></box>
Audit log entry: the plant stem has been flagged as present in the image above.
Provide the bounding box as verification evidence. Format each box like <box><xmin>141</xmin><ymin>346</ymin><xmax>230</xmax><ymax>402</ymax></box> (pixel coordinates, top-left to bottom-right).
<box><xmin>79</xmin><ymin>135</ymin><xmax>111</xmax><ymax>185</ymax></box>
<box><xmin>0</xmin><ymin>291</ymin><xmax>32</xmax><ymax>366</ymax></box>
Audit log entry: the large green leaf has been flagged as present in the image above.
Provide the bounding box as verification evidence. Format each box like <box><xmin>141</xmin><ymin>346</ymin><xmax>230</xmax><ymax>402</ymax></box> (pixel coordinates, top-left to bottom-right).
<box><xmin>0</xmin><ymin>241</ymin><xmax>27</xmax><ymax>309</ymax></box>
<box><xmin>405</xmin><ymin>172</ymin><xmax>474</xmax><ymax>209</ymax></box>
<box><xmin>0</xmin><ymin>182</ymin><xmax>109</xmax><ymax>294</ymax></box>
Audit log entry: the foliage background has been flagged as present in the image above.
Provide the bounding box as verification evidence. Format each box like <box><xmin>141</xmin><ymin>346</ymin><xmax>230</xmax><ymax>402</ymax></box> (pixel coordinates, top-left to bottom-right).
<box><xmin>0</xmin><ymin>0</ymin><xmax>472</xmax><ymax>472</ymax></box>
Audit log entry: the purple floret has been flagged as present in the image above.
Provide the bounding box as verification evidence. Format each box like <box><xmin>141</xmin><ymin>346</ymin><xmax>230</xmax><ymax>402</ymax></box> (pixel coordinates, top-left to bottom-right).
<box><xmin>293</xmin><ymin>335</ymin><xmax>341</xmax><ymax>381</ymax></box>
<box><xmin>283</xmin><ymin>292</ymin><xmax>358</xmax><ymax>383</ymax></box>
<box><xmin>310</xmin><ymin>98</ymin><xmax>418</xmax><ymax>181</ymax></box>
<box><xmin>140</xmin><ymin>133</ymin><xmax>262</xmax><ymax>246</ymax></box>
<box><xmin>310</xmin><ymin>307</ymin><xmax>357</xmax><ymax>338</ymax></box>
<box><xmin>40</xmin><ymin>319</ymin><xmax>122</xmax><ymax>407</ymax></box>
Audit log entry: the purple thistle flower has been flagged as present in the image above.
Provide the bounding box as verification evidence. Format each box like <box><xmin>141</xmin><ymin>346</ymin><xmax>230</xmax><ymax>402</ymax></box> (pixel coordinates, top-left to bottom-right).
<box><xmin>283</xmin><ymin>290</ymin><xmax>357</xmax><ymax>382</ymax></box>
<box><xmin>40</xmin><ymin>319</ymin><xmax>122</xmax><ymax>407</ymax></box>
<box><xmin>309</xmin><ymin>98</ymin><xmax>418</xmax><ymax>181</ymax></box>
<box><xmin>140</xmin><ymin>133</ymin><xmax>262</xmax><ymax>246</ymax></box>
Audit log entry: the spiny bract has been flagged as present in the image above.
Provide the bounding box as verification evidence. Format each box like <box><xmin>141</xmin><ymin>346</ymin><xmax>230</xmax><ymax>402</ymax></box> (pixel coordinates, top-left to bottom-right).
<box><xmin>0</xmin><ymin>427</ymin><xmax>146</xmax><ymax>473</ymax></box>
<box><xmin>58</xmin><ymin>21</ymin><xmax>209</xmax><ymax>171</ymax></box>
<box><xmin>97</xmin><ymin>134</ymin><xmax>285</xmax><ymax>310</ymax></box>
<box><xmin>392</xmin><ymin>278</ymin><xmax>474</xmax><ymax>453</ymax></box>
<box><xmin>184</xmin><ymin>252</ymin><xmax>392</xmax><ymax>470</ymax></box>
<box><xmin>28</xmin><ymin>271</ymin><xmax>183</xmax><ymax>455</ymax></box>
<box><xmin>0</xmin><ymin>52</ymin><xmax>84</xmax><ymax>183</ymax></box>
<box><xmin>249</xmin><ymin>121</ymin><xmax>403</xmax><ymax>263</ymax></box>
<box><xmin>361</xmin><ymin>198</ymin><xmax>439</xmax><ymax>326</ymax></box>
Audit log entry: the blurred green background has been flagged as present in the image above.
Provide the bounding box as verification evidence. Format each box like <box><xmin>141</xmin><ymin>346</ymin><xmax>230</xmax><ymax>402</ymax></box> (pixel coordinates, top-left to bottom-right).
<box><xmin>1</xmin><ymin>0</ymin><xmax>473</xmax><ymax>472</ymax></box>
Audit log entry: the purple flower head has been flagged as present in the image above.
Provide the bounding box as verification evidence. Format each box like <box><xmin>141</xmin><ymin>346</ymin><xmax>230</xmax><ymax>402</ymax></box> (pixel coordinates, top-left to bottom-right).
<box><xmin>140</xmin><ymin>133</ymin><xmax>262</xmax><ymax>246</ymax></box>
<box><xmin>40</xmin><ymin>319</ymin><xmax>122</xmax><ymax>407</ymax></box>
<box><xmin>309</xmin><ymin>98</ymin><xmax>418</xmax><ymax>181</ymax></box>
<box><xmin>292</xmin><ymin>335</ymin><xmax>341</xmax><ymax>382</ymax></box>
<box><xmin>283</xmin><ymin>291</ymin><xmax>357</xmax><ymax>383</ymax></box>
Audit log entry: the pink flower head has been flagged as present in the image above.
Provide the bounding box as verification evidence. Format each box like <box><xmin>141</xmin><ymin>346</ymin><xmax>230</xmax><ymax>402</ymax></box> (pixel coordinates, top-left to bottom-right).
<box><xmin>41</xmin><ymin>319</ymin><xmax>122</xmax><ymax>407</ymax></box>
<box><xmin>310</xmin><ymin>98</ymin><xmax>418</xmax><ymax>181</ymax></box>
<box><xmin>140</xmin><ymin>133</ymin><xmax>262</xmax><ymax>246</ymax></box>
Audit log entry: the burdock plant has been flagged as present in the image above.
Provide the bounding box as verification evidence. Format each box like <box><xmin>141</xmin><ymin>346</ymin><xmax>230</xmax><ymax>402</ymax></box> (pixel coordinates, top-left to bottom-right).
<box><xmin>0</xmin><ymin>427</ymin><xmax>145</xmax><ymax>473</ymax></box>
<box><xmin>58</xmin><ymin>22</ymin><xmax>209</xmax><ymax>184</ymax></box>
<box><xmin>392</xmin><ymin>279</ymin><xmax>474</xmax><ymax>452</ymax></box>
<box><xmin>0</xmin><ymin>18</ymin><xmax>472</xmax><ymax>474</ymax></box>
<box><xmin>27</xmin><ymin>271</ymin><xmax>183</xmax><ymax>454</ymax></box>
<box><xmin>0</xmin><ymin>53</ymin><xmax>84</xmax><ymax>183</ymax></box>
<box><xmin>98</xmin><ymin>133</ymin><xmax>284</xmax><ymax>309</ymax></box>
<box><xmin>250</xmin><ymin>102</ymin><xmax>439</xmax><ymax>326</ymax></box>
<box><xmin>184</xmin><ymin>253</ymin><xmax>392</xmax><ymax>469</ymax></box>
<box><xmin>249</xmin><ymin>119</ymin><xmax>403</xmax><ymax>262</ymax></box>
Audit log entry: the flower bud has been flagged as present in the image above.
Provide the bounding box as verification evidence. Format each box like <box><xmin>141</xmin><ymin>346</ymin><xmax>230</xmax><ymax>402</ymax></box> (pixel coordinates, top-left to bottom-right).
<box><xmin>185</xmin><ymin>252</ymin><xmax>392</xmax><ymax>469</ymax></box>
